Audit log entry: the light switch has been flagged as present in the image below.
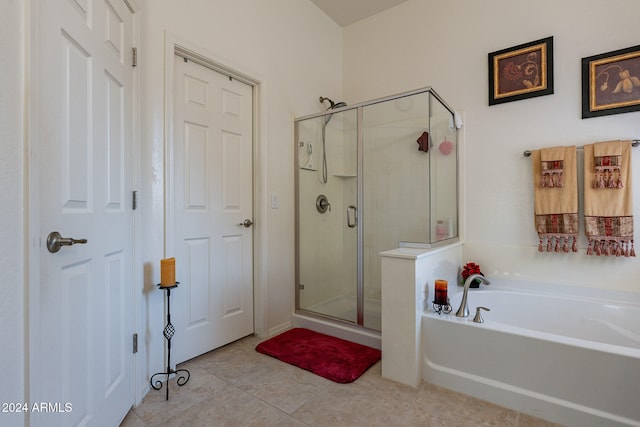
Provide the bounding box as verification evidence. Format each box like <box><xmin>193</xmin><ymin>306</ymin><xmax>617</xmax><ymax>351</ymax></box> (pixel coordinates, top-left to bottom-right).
<box><xmin>271</xmin><ymin>192</ymin><xmax>280</xmax><ymax>209</ymax></box>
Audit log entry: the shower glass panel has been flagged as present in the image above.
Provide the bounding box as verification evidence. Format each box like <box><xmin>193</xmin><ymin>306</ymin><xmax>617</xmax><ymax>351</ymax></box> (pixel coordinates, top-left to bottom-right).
<box><xmin>361</xmin><ymin>92</ymin><xmax>430</xmax><ymax>330</ymax></box>
<box><xmin>429</xmin><ymin>98</ymin><xmax>458</xmax><ymax>242</ymax></box>
<box><xmin>295</xmin><ymin>88</ymin><xmax>458</xmax><ymax>333</ymax></box>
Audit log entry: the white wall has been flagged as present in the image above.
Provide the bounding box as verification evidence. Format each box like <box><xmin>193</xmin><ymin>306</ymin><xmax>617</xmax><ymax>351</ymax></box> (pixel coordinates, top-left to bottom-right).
<box><xmin>137</xmin><ymin>0</ymin><xmax>344</xmax><ymax>390</ymax></box>
<box><xmin>344</xmin><ymin>0</ymin><xmax>640</xmax><ymax>292</ymax></box>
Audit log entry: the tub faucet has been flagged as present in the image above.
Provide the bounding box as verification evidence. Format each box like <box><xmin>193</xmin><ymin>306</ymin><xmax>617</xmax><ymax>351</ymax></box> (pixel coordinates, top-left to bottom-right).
<box><xmin>455</xmin><ymin>274</ymin><xmax>491</xmax><ymax>317</ymax></box>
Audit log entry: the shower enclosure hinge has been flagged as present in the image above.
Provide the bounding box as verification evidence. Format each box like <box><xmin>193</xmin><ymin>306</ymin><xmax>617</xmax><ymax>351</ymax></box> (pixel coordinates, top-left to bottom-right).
<box><xmin>298</xmin><ymin>284</ymin><xmax>304</xmax><ymax>290</ymax></box>
<box><xmin>132</xmin><ymin>47</ymin><xmax>137</xmax><ymax>67</ymax></box>
<box><xmin>132</xmin><ymin>190</ymin><xmax>138</xmax><ymax>210</ymax></box>
<box><xmin>132</xmin><ymin>333</ymin><xmax>138</xmax><ymax>354</ymax></box>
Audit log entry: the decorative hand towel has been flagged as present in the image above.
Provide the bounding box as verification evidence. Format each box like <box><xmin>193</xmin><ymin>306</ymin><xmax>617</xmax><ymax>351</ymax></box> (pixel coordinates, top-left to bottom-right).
<box><xmin>592</xmin><ymin>140</ymin><xmax>623</xmax><ymax>189</ymax></box>
<box><xmin>584</xmin><ymin>140</ymin><xmax>635</xmax><ymax>256</ymax></box>
<box><xmin>416</xmin><ymin>131</ymin><xmax>429</xmax><ymax>152</ymax></box>
<box><xmin>540</xmin><ymin>146</ymin><xmax>566</xmax><ymax>188</ymax></box>
<box><xmin>532</xmin><ymin>146</ymin><xmax>578</xmax><ymax>253</ymax></box>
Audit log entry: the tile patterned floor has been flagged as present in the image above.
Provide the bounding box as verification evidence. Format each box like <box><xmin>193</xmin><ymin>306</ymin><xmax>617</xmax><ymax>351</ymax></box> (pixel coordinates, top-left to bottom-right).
<box><xmin>121</xmin><ymin>334</ymin><xmax>563</xmax><ymax>427</ymax></box>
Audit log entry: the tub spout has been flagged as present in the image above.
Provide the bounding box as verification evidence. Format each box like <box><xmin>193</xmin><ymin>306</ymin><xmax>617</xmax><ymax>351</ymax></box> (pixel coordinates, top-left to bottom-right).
<box><xmin>455</xmin><ymin>274</ymin><xmax>491</xmax><ymax>317</ymax></box>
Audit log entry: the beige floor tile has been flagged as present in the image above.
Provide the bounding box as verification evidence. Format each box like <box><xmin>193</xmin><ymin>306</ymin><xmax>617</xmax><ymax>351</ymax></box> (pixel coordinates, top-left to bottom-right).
<box><xmin>156</xmin><ymin>385</ymin><xmax>304</xmax><ymax>427</ymax></box>
<box><xmin>399</xmin><ymin>383</ymin><xmax>518</xmax><ymax>427</ymax></box>
<box><xmin>124</xmin><ymin>335</ymin><xmax>566</xmax><ymax>427</ymax></box>
<box><xmin>120</xmin><ymin>410</ymin><xmax>147</xmax><ymax>427</ymax></box>
<box><xmin>291</xmin><ymin>368</ymin><xmax>418</xmax><ymax>426</ymax></box>
<box><xmin>181</xmin><ymin>337</ymin><xmax>271</xmax><ymax>385</ymax></box>
<box><xmin>234</xmin><ymin>362</ymin><xmax>331</xmax><ymax>414</ymax></box>
<box><xmin>517</xmin><ymin>413</ymin><xmax>565</xmax><ymax>427</ymax></box>
<box><xmin>133</xmin><ymin>371</ymin><xmax>227</xmax><ymax>425</ymax></box>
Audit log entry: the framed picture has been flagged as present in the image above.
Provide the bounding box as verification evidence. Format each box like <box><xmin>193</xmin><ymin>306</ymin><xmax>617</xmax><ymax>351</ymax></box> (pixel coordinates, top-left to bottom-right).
<box><xmin>488</xmin><ymin>36</ymin><xmax>554</xmax><ymax>105</ymax></box>
<box><xmin>581</xmin><ymin>44</ymin><xmax>640</xmax><ymax>118</ymax></box>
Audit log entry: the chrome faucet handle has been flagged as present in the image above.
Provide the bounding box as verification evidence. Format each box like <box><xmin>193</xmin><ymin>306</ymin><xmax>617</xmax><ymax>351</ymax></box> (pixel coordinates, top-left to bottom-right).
<box><xmin>473</xmin><ymin>306</ymin><xmax>490</xmax><ymax>323</ymax></box>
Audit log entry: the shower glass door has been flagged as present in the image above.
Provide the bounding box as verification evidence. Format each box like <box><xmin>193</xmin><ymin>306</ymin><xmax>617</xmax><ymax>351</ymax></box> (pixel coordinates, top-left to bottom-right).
<box><xmin>296</xmin><ymin>108</ymin><xmax>358</xmax><ymax>324</ymax></box>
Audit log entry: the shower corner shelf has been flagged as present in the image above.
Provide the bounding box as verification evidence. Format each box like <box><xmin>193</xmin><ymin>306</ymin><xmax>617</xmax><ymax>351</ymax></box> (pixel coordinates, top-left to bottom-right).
<box><xmin>333</xmin><ymin>173</ymin><xmax>357</xmax><ymax>178</ymax></box>
<box><xmin>300</xmin><ymin>166</ymin><xmax>317</xmax><ymax>171</ymax></box>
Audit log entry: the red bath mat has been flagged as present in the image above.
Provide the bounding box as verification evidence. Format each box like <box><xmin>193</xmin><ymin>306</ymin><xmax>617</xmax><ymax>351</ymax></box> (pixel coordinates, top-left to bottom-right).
<box><xmin>255</xmin><ymin>328</ymin><xmax>381</xmax><ymax>383</ymax></box>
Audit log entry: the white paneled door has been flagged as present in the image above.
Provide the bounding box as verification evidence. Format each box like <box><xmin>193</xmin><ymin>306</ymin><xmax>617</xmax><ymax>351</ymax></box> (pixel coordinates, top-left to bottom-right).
<box><xmin>32</xmin><ymin>1</ymin><xmax>135</xmax><ymax>426</ymax></box>
<box><xmin>172</xmin><ymin>55</ymin><xmax>254</xmax><ymax>363</ymax></box>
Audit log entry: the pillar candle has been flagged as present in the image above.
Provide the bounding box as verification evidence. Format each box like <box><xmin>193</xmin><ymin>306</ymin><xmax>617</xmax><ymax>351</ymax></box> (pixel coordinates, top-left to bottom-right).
<box><xmin>160</xmin><ymin>257</ymin><xmax>176</xmax><ymax>287</ymax></box>
<box><xmin>434</xmin><ymin>279</ymin><xmax>448</xmax><ymax>305</ymax></box>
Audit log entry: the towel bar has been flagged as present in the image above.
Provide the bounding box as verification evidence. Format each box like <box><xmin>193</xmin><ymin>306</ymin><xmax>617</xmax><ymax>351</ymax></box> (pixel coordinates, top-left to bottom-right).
<box><xmin>523</xmin><ymin>140</ymin><xmax>640</xmax><ymax>157</ymax></box>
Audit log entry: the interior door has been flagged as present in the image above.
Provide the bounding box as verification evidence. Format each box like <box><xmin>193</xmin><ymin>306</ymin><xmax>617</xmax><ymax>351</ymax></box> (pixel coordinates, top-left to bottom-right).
<box><xmin>32</xmin><ymin>1</ymin><xmax>135</xmax><ymax>426</ymax></box>
<box><xmin>172</xmin><ymin>55</ymin><xmax>254</xmax><ymax>363</ymax></box>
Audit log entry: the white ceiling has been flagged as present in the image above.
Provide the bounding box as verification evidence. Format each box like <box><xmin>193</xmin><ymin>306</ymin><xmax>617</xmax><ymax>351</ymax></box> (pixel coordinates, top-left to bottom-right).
<box><xmin>310</xmin><ymin>0</ymin><xmax>409</xmax><ymax>27</ymax></box>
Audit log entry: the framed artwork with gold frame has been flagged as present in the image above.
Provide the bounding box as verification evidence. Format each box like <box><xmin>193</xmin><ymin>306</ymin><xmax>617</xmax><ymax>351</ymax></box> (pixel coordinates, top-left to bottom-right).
<box><xmin>582</xmin><ymin>44</ymin><xmax>640</xmax><ymax>118</ymax></box>
<box><xmin>488</xmin><ymin>36</ymin><xmax>554</xmax><ymax>105</ymax></box>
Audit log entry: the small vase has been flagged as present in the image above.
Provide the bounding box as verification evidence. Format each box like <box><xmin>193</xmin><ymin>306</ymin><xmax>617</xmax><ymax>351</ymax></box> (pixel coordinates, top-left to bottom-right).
<box><xmin>461</xmin><ymin>275</ymin><xmax>483</xmax><ymax>288</ymax></box>
<box><xmin>469</xmin><ymin>278</ymin><xmax>481</xmax><ymax>288</ymax></box>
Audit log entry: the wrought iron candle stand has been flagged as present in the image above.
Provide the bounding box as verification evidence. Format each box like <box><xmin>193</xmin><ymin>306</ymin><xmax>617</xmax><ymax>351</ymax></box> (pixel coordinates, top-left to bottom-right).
<box><xmin>150</xmin><ymin>283</ymin><xmax>190</xmax><ymax>400</ymax></box>
<box><xmin>432</xmin><ymin>299</ymin><xmax>452</xmax><ymax>315</ymax></box>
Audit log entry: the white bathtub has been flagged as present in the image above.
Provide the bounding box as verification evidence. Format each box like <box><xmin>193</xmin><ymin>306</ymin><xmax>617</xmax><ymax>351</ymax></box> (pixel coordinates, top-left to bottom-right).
<box><xmin>422</xmin><ymin>278</ymin><xmax>640</xmax><ymax>427</ymax></box>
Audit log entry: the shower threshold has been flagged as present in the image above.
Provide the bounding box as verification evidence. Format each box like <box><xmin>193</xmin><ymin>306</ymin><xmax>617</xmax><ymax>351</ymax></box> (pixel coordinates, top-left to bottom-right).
<box><xmin>291</xmin><ymin>311</ymin><xmax>381</xmax><ymax>350</ymax></box>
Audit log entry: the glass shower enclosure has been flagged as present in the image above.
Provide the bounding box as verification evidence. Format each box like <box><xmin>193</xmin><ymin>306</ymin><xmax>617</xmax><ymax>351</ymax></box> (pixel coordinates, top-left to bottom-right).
<box><xmin>295</xmin><ymin>88</ymin><xmax>459</xmax><ymax>332</ymax></box>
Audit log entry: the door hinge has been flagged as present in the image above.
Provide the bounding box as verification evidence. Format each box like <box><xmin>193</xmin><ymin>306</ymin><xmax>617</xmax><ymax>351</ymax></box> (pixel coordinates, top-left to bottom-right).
<box><xmin>132</xmin><ymin>190</ymin><xmax>137</xmax><ymax>210</ymax></box>
<box><xmin>133</xmin><ymin>333</ymin><xmax>138</xmax><ymax>354</ymax></box>
<box><xmin>132</xmin><ymin>47</ymin><xmax>137</xmax><ymax>67</ymax></box>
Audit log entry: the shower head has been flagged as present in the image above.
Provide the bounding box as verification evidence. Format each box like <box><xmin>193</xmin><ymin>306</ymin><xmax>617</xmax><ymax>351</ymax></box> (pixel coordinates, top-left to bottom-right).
<box><xmin>319</xmin><ymin>96</ymin><xmax>335</xmax><ymax>109</ymax></box>
<box><xmin>319</xmin><ymin>96</ymin><xmax>347</xmax><ymax>110</ymax></box>
<box><xmin>320</xmin><ymin>96</ymin><xmax>347</xmax><ymax>127</ymax></box>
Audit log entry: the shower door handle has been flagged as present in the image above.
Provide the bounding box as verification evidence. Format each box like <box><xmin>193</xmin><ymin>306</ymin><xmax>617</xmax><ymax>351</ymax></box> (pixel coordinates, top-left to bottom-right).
<box><xmin>347</xmin><ymin>205</ymin><xmax>357</xmax><ymax>228</ymax></box>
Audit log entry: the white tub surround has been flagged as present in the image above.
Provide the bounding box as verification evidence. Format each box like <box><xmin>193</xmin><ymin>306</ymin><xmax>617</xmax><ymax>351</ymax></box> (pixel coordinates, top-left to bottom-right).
<box><xmin>423</xmin><ymin>278</ymin><xmax>640</xmax><ymax>427</ymax></box>
<box><xmin>380</xmin><ymin>243</ymin><xmax>462</xmax><ymax>387</ymax></box>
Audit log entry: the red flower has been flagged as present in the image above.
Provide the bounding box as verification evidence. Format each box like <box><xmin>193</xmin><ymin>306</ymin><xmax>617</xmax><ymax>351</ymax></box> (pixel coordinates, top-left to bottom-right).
<box><xmin>461</xmin><ymin>262</ymin><xmax>483</xmax><ymax>282</ymax></box>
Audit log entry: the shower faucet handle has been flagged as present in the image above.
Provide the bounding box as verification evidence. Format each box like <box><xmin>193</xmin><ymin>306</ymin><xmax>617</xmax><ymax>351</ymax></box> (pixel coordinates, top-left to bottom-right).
<box><xmin>316</xmin><ymin>195</ymin><xmax>331</xmax><ymax>213</ymax></box>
